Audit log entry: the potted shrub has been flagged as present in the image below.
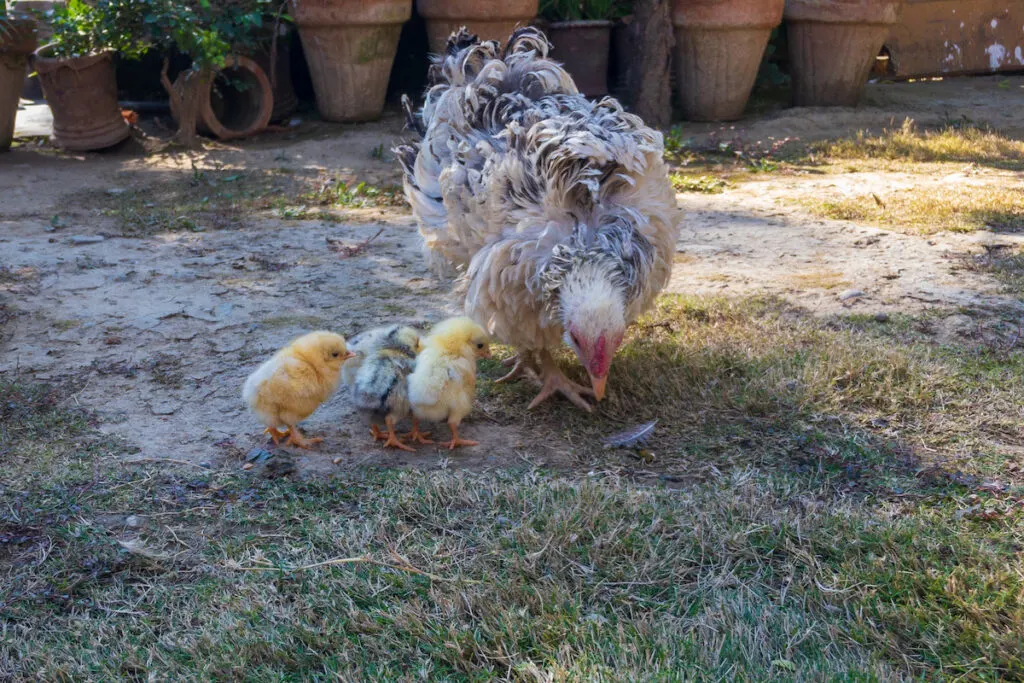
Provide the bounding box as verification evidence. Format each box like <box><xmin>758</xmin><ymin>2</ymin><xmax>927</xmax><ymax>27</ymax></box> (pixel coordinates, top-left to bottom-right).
<box><xmin>540</xmin><ymin>0</ymin><xmax>620</xmax><ymax>97</ymax></box>
<box><xmin>31</xmin><ymin>0</ymin><xmax>130</xmax><ymax>151</ymax></box>
<box><xmin>670</xmin><ymin>0</ymin><xmax>784</xmax><ymax>122</ymax></box>
<box><xmin>417</xmin><ymin>0</ymin><xmax>539</xmax><ymax>54</ymax></box>
<box><xmin>785</xmin><ymin>0</ymin><xmax>903</xmax><ymax>107</ymax></box>
<box><xmin>289</xmin><ymin>0</ymin><xmax>412</xmax><ymax>123</ymax></box>
<box><xmin>1</xmin><ymin>9</ymin><xmax>37</xmax><ymax>151</ymax></box>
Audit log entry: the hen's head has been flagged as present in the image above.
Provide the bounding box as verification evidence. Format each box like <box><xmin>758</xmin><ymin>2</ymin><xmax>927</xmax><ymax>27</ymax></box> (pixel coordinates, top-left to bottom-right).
<box><xmin>557</xmin><ymin>260</ymin><xmax>626</xmax><ymax>401</ymax></box>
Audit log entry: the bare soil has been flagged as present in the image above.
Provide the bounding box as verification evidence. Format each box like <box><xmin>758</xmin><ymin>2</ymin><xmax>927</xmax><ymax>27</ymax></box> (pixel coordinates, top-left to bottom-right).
<box><xmin>2</xmin><ymin>77</ymin><xmax>1022</xmax><ymax>477</ymax></box>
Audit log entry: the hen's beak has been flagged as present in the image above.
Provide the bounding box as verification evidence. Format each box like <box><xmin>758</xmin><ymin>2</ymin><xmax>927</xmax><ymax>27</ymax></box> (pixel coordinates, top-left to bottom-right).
<box><xmin>589</xmin><ymin>373</ymin><xmax>607</xmax><ymax>402</ymax></box>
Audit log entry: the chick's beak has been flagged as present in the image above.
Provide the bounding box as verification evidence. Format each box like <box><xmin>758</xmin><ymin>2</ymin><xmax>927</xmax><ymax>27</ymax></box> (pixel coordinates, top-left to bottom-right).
<box><xmin>344</xmin><ymin>350</ymin><xmax>357</xmax><ymax>360</ymax></box>
<box><xmin>589</xmin><ymin>373</ymin><xmax>607</xmax><ymax>402</ymax></box>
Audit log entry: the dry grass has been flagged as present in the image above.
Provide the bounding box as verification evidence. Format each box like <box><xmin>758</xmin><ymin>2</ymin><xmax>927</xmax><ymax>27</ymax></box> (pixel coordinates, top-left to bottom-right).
<box><xmin>786</xmin><ymin>270</ymin><xmax>851</xmax><ymax>290</ymax></box>
<box><xmin>810</xmin><ymin>119</ymin><xmax>1024</xmax><ymax>170</ymax></box>
<box><xmin>800</xmin><ymin>185</ymin><xmax>1024</xmax><ymax>235</ymax></box>
<box><xmin>3</xmin><ymin>296</ymin><xmax>1024</xmax><ymax>680</ymax></box>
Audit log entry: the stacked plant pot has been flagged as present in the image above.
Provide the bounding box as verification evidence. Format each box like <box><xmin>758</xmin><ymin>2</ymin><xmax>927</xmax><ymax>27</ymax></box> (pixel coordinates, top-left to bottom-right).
<box><xmin>32</xmin><ymin>46</ymin><xmax>129</xmax><ymax>151</ymax></box>
<box><xmin>671</xmin><ymin>0</ymin><xmax>785</xmax><ymax>121</ymax></box>
<box><xmin>289</xmin><ymin>0</ymin><xmax>411</xmax><ymax>123</ymax></box>
<box><xmin>547</xmin><ymin>20</ymin><xmax>612</xmax><ymax>97</ymax></box>
<box><xmin>785</xmin><ymin>0</ymin><xmax>903</xmax><ymax>107</ymax></box>
<box><xmin>0</xmin><ymin>15</ymin><xmax>37</xmax><ymax>151</ymax></box>
<box><xmin>418</xmin><ymin>0</ymin><xmax>538</xmax><ymax>53</ymax></box>
<box><xmin>172</xmin><ymin>56</ymin><xmax>274</xmax><ymax>140</ymax></box>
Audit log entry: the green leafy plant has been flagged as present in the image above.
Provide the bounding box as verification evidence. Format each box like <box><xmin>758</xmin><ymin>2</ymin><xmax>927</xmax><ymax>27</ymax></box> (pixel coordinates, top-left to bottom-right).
<box><xmin>42</xmin><ymin>0</ymin><xmax>278</xmax><ymax>147</ymax></box>
<box><xmin>539</xmin><ymin>0</ymin><xmax>627</xmax><ymax>21</ymax></box>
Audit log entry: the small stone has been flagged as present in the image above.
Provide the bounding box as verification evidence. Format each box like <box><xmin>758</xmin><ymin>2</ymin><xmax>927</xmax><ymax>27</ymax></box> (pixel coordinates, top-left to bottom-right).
<box><xmin>199</xmin><ymin>461</ymin><xmax>212</xmax><ymax>469</ymax></box>
<box><xmin>332</xmin><ymin>457</ymin><xmax>344</xmax><ymax>465</ymax></box>
<box><xmin>125</xmin><ymin>515</ymin><xmax>144</xmax><ymax>529</ymax></box>
<box><xmin>838</xmin><ymin>288</ymin><xmax>864</xmax><ymax>302</ymax></box>
<box><xmin>874</xmin><ymin>312</ymin><xmax>890</xmax><ymax>323</ymax></box>
<box><xmin>245</xmin><ymin>447</ymin><xmax>274</xmax><ymax>464</ymax></box>
<box><xmin>150</xmin><ymin>400</ymin><xmax>181</xmax><ymax>416</ymax></box>
<box><xmin>106</xmin><ymin>188</ymin><xmax>127</xmax><ymax>196</ymax></box>
<box><xmin>69</xmin><ymin>235</ymin><xmax>105</xmax><ymax>245</ymax></box>
<box><xmin>242</xmin><ymin>462</ymin><xmax>255</xmax><ymax>470</ymax></box>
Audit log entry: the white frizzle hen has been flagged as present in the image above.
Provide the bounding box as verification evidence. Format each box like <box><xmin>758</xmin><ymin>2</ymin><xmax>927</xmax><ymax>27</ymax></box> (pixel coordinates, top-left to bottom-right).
<box><xmin>395</xmin><ymin>27</ymin><xmax>681</xmax><ymax>411</ymax></box>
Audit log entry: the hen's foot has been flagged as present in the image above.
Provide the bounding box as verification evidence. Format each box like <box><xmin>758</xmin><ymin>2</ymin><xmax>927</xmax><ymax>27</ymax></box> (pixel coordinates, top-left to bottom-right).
<box><xmin>285</xmin><ymin>426</ymin><xmax>323</xmax><ymax>449</ymax></box>
<box><xmin>264</xmin><ymin>427</ymin><xmax>289</xmax><ymax>445</ymax></box>
<box><xmin>528</xmin><ymin>366</ymin><xmax>594</xmax><ymax>412</ymax></box>
<box><xmin>439</xmin><ymin>423</ymin><xmax>478</xmax><ymax>450</ymax></box>
<box><xmin>495</xmin><ymin>356</ymin><xmax>531</xmax><ymax>384</ymax></box>
<box><xmin>401</xmin><ymin>418</ymin><xmax>433</xmax><ymax>445</ymax></box>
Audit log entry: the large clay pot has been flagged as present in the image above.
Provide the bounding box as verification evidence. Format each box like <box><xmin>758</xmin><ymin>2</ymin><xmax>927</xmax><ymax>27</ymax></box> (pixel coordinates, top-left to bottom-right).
<box><xmin>785</xmin><ymin>0</ymin><xmax>903</xmax><ymax>107</ymax></box>
<box><xmin>671</xmin><ymin>0</ymin><xmax>784</xmax><ymax>121</ymax></box>
<box><xmin>289</xmin><ymin>0</ymin><xmax>412</xmax><ymax>122</ymax></box>
<box><xmin>8</xmin><ymin>0</ymin><xmax>61</xmax><ymax>98</ymax></box>
<box><xmin>171</xmin><ymin>56</ymin><xmax>274</xmax><ymax>140</ymax></box>
<box><xmin>547</xmin><ymin>20</ymin><xmax>612</xmax><ymax>97</ymax></box>
<box><xmin>417</xmin><ymin>0</ymin><xmax>538</xmax><ymax>53</ymax></box>
<box><xmin>0</xmin><ymin>16</ymin><xmax>37</xmax><ymax>151</ymax></box>
<box><xmin>32</xmin><ymin>47</ymin><xmax>129</xmax><ymax>151</ymax></box>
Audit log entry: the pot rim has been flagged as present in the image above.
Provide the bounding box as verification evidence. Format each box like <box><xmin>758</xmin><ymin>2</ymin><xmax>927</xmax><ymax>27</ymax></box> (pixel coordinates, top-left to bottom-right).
<box><xmin>546</xmin><ymin>19</ymin><xmax>613</xmax><ymax>29</ymax></box>
<box><xmin>33</xmin><ymin>44</ymin><xmax>115</xmax><ymax>69</ymax></box>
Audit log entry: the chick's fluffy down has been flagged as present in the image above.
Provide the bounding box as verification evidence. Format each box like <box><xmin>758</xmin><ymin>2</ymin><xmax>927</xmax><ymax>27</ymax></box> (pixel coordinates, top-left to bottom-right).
<box><xmin>242</xmin><ymin>331</ymin><xmax>350</xmax><ymax>428</ymax></box>
<box><xmin>408</xmin><ymin>317</ymin><xmax>489</xmax><ymax>425</ymax></box>
<box><xmin>342</xmin><ymin>325</ymin><xmax>421</xmax><ymax>388</ymax></box>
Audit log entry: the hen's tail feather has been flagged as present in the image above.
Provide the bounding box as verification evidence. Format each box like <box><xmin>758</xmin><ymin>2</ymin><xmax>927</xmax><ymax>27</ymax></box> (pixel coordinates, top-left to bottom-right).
<box><xmin>445</xmin><ymin>27</ymin><xmax>479</xmax><ymax>57</ymax></box>
<box><xmin>393</xmin><ymin>143</ymin><xmax>419</xmax><ymax>182</ymax></box>
<box><xmin>400</xmin><ymin>94</ymin><xmax>425</xmax><ymax>137</ymax></box>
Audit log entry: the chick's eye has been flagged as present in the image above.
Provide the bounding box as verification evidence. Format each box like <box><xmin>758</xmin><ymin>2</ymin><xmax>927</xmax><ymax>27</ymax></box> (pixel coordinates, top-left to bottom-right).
<box><xmin>331</xmin><ymin>351</ymin><xmax>340</xmax><ymax>358</ymax></box>
<box><xmin>476</xmin><ymin>343</ymin><xmax>484</xmax><ymax>349</ymax></box>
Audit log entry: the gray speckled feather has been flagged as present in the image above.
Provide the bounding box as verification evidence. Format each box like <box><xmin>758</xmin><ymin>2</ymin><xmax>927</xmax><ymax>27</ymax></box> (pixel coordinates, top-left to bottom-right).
<box><xmin>351</xmin><ymin>351</ymin><xmax>416</xmax><ymax>421</ymax></box>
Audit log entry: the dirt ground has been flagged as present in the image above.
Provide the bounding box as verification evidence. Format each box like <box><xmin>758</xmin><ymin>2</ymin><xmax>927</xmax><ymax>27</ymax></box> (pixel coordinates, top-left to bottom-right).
<box><xmin>2</xmin><ymin>76</ymin><xmax>1022</xmax><ymax>477</ymax></box>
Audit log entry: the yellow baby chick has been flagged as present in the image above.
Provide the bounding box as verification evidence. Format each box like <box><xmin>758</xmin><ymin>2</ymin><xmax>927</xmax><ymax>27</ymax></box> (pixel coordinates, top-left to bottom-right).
<box><xmin>408</xmin><ymin>316</ymin><xmax>490</xmax><ymax>450</ymax></box>
<box><xmin>242</xmin><ymin>331</ymin><xmax>354</xmax><ymax>449</ymax></box>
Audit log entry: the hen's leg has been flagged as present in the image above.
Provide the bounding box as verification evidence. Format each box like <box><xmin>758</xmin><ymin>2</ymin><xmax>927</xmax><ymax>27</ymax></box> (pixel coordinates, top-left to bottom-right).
<box><xmin>440</xmin><ymin>421</ymin><xmax>478</xmax><ymax>450</ymax></box>
<box><xmin>285</xmin><ymin>425</ymin><xmax>323</xmax><ymax>449</ymax></box>
<box><xmin>495</xmin><ymin>351</ymin><xmax>539</xmax><ymax>384</ymax></box>
<box><xmin>381</xmin><ymin>415</ymin><xmax>415</xmax><ymax>452</ymax></box>
<box><xmin>401</xmin><ymin>417</ymin><xmax>434</xmax><ymax>445</ymax></box>
<box><xmin>529</xmin><ymin>351</ymin><xmax>594</xmax><ymax>412</ymax></box>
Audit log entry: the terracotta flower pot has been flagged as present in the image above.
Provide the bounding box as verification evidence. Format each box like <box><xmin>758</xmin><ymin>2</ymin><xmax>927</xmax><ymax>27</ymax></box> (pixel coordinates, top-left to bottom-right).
<box><xmin>547</xmin><ymin>20</ymin><xmax>612</xmax><ymax>98</ymax></box>
<box><xmin>670</xmin><ymin>0</ymin><xmax>784</xmax><ymax>122</ymax></box>
<box><xmin>785</xmin><ymin>0</ymin><xmax>903</xmax><ymax>107</ymax></box>
<box><xmin>417</xmin><ymin>0</ymin><xmax>538</xmax><ymax>54</ymax></box>
<box><xmin>32</xmin><ymin>47</ymin><xmax>129</xmax><ymax>151</ymax></box>
<box><xmin>172</xmin><ymin>56</ymin><xmax>274</xmax><ymax>140</ymax></box>
<box><xmin>1</xmin><ymin>17</ymin><xmax>37</xmax><ymax>151</ymax></box>
<box><xmin>289</xmin><ymin>0</ymin><xmax>412</xmax><ymax>122</ymax></box>
<box><xmin>8</xmin><ymin>0</ymin><xmax>61</xmax><ymax>98</ymax></box>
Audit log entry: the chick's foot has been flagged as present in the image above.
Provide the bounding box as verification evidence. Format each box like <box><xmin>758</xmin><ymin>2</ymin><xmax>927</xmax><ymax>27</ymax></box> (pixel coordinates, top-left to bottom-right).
<box><xmin>528</xmin><ymin>358</ymin><xmax>594</xmax><ymax>412</ymax></box>
<box><xmin>381</xmin><ymin>417</ymin><xmax>415</xmax><ymax>452</ymax></box>
<box><xmin>264</xmin><ymin>427</ymin><xmax>290</xmax><ymax>445</ymax></box>
<box><xmin>401</xmin><ymin>418</ymin><xmax>433</xmax><ymax>445</ymax></box>
<box><xmin>440</xmin><ymin>422</ymin><xmax>478</xmax><ymax>450</ymax></box>
<box><xmin>284</xmin><ymin>426</ymin><xmax>323</xmax><ymax>449</ymax></box>
<box><xmin>370</xmin><ymin>424</ymin><xmax>387</xmax><ymax>441</ymax></box>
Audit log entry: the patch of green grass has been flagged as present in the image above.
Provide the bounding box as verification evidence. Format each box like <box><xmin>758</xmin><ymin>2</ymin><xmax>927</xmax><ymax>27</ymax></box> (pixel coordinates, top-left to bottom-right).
<box><xmin>84</xmin><ymin>168</ymin><xmax>408</xmax><ymax>237</ymax></box>
<box><xmin>4</xmin><ymin>293</ymin><xmax>1024</xmax><ymax>680</ymax></box>
<box><xmin>957</xmin><ymin>246</ymin><xmax>1024</xmax><ymax>295</ymax></box>
<box><xmin>481</xmin><ymin>296</ymin><xmax>1023</xmax><ymax>472</ymax></box>
<box><xmin>671</xmin><ymin>173</ymin><xmax>729</xmax><ymax>194</ymax></box>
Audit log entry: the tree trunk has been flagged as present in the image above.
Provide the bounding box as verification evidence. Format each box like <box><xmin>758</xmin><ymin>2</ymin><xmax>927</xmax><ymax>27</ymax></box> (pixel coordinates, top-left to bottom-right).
<box><xmin>160</xmin><ymin>58</ymin><xmax>203</xmax><ymax>149</ymax></box>
<box><xmin>621</xmin><ymin>0</ymin><xmax>673</xmax><ymax>128</ymax></box>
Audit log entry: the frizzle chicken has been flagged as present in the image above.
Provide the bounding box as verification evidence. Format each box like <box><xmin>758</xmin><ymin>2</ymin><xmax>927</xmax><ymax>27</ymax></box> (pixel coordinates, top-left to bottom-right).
<box><xmin>395</xmin><ymin>27</ymin><xmax>681</xmax><ymax>411</ymax></box>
